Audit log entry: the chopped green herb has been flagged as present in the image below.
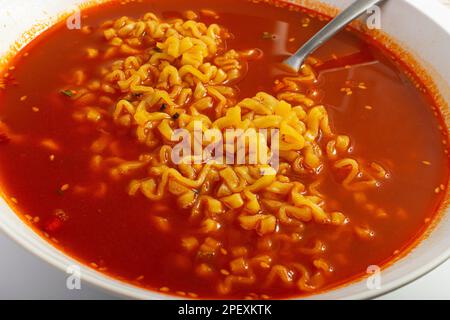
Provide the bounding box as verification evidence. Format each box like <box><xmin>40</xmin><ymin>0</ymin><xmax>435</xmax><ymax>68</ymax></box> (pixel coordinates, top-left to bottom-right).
<box><xmin>160</xmin><ymin>103</ymin><xmax>167</xmax><ymax>111</ymax></box>
<box><xmin>60</xmin><ymin>89</ymin><xmax>75</xmax><ymax>97</ymax></box>
<box><xmin>172</xmin><ymin>112</ymin><xmax>180</xmax><ymax>120</ymax></box>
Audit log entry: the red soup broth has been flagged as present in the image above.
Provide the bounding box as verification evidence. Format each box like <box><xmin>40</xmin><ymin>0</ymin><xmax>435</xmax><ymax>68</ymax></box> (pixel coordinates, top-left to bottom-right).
<box><xmin>0</xmin><ymin>0</ymin><xmax>448</xmax><ymax>299</ymax></box>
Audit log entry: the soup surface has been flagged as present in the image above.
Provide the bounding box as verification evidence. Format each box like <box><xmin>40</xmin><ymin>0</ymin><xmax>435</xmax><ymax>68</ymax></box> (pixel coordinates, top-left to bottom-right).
<box><xmin>0</xmin><ymin>0</ymin><xmax>448</xmax><ymax>299</ymax></box>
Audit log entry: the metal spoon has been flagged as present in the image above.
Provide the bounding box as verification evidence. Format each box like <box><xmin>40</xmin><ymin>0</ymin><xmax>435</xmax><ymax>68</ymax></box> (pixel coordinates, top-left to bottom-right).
<box><xmin>283</xmin><ymin>0</ymin><xmax>386</xmax><ymax>72</ymax></box>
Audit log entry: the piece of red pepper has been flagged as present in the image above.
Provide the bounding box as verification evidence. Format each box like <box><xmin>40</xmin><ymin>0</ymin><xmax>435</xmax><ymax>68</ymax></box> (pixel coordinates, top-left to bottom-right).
<box><xmin>44</xmin><ymin>216</ymin><xmax>63</xmax><ymax>233</ymax></box>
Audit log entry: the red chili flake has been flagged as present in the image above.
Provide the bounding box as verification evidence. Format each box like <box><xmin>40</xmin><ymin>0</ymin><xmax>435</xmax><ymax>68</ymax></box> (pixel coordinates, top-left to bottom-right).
<box><xmin>54</xmin><ymin>208</ymin><xmax>69</xmax><ymax>221</ymax></box>
<box><xmin>0</xmin><ymin>133</ymin><xmax>10</xmax><ymax>144</ymax></box>
<box><xmin>44</xmin><ymin>216</ymin><xmax>63</xmax><ymax>233</ymax></box>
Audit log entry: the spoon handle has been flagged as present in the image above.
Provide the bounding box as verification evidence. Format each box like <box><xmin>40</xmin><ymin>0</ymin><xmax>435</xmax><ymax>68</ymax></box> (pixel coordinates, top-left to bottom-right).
<box><xmin>284</xmin><ymin>0</ymin><xmax>386</xmax><ymax>71</ymax></box>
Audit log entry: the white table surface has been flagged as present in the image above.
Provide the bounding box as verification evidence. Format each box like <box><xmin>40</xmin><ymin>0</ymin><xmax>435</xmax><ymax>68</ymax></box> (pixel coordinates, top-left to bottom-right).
<box><xmin>0</xmin><ymin>0</ymin><xmax>449</xmax><ymax>300</ymax></box>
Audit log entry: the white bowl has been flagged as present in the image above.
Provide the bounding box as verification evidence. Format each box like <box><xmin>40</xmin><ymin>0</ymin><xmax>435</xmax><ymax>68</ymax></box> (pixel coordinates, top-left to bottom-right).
<box><xmin>0</xmin><ymin>0</ymin><xmax>449</xmax><ymax>299</ymax></box>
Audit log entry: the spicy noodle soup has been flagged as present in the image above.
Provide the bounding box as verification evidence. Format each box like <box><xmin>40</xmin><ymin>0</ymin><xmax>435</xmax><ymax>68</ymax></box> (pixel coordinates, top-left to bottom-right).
<box><xmin>0</xmin><ymin>0</ymin><xmax>448</xmax><ymax>299</ymax></box>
